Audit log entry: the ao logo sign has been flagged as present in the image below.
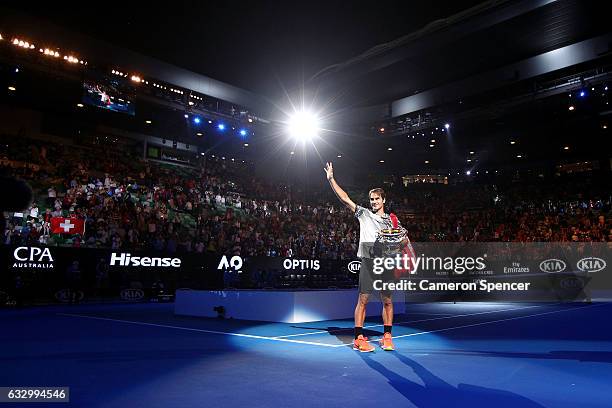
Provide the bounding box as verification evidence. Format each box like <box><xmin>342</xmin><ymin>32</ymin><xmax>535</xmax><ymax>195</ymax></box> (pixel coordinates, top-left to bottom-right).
<box><xmin>14</xmin><ymin>247</ymin><xmax>54</xmax><ymax>262</ymax></box>
<box><xmin>539</xmin><ymin>259</ymin><xmax>566</xmax><ymax>273</ymax></box>
<box><xmin>218</xmin><ymin>255</ymin><xmax>243</xmax><ymax>272</ymax></box>
<box><xmin>577</xmin><ymin>257</ymin><xmax>606</xmax><ymax>273</ymax></box>
<box><xmin>347</xmin><ymin>261</ymin><xmax>361</xmax><ymax>274</ymax></box>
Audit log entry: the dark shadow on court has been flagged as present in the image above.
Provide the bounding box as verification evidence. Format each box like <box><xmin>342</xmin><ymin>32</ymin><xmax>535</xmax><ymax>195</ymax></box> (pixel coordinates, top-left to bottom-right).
<box><xmin>400</xmin><ymin>349</ymin><xmax>612</xmax><ymax>364</ymax></box>
<box><xmin>359</xmin><ymin>351</ymin><xmax>546</xmax><ymax>408</ymax></box>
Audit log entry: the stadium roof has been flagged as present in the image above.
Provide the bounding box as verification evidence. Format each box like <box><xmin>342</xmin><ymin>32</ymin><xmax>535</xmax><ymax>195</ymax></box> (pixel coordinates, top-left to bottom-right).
<box><xmin>1</xmin><ymin>1</ymin><xmax>610</xmax><ymax>181</ymax></box>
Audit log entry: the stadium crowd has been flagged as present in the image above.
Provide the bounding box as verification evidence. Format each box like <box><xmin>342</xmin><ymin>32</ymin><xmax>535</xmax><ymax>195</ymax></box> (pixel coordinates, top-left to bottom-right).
<box><xmin>2</xmin><ymin>134</ymin><xmax>611</xmax><ymax>260</ymax></box>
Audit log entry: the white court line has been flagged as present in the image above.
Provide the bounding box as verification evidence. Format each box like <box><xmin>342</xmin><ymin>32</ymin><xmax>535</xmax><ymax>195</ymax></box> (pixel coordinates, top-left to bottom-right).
<box><xmin>401</xmin><ymin>313</ymin><xmax>455</xmax><ymax>316</ymax></box>
<box><xmin>273</xmin><ymin>303</ymin><xmax>551</xmax><ymax>339</ymax></box>
<box><xmin>327</xmin><ymin>302</ymin><xmax>608</xmax><ymax>347</ymax></box>
<box><xmin>57</xmin><ymin>313</ymin><xmax>339</xmax><ymax>348</ymax></box>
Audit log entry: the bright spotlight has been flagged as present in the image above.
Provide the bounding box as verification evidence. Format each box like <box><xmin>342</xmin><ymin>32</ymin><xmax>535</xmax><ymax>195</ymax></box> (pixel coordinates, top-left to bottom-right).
<box><xmin>218</xmin><ymin>123</ymin><xmax>225</xmax><ymax>131</ymax></box>
<box><xmin>193</xmin><ymin>117</ymin><xmax>201</xmax><ymax>124</ymax></box>
<box><xmin>288</xmin><ymin>111</ymin><xmax>320</xmax><ymax>142</ymax></box>
<box><xmin>239</xmin><ymin>129</ymin><xmax>247</xmax><ymax>136</ymax></box>
<box><xmin>444</xmin><ymin>123</ymin><xmax>450</xmax><ymax>129</ymax></box>
<box><xmin>466</xmin><ymin>170</ymin><xmax>471</xmax><ymax>176</ymax></box>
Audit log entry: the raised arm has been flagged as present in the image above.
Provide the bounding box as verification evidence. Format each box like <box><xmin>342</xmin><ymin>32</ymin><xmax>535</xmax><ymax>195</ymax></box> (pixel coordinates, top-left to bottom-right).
<box><xmin>324</xmin><ymin>162</ymin><xmax>356</xmax><ymax>212</ymax></box>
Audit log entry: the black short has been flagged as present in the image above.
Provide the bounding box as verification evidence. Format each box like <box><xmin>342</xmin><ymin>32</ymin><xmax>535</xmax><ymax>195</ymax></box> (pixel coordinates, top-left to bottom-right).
<box><xmin>358</xmin><ymin>257</ymin><xmax>395</xmax><ymax>296</ymax></box>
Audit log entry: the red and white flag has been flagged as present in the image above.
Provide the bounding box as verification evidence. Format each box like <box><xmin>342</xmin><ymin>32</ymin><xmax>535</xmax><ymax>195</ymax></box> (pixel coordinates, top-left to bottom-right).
<box><xmin>50</xmin><ymin>217</ymin><xmax>85</xmax><ymax>235</ymax></box>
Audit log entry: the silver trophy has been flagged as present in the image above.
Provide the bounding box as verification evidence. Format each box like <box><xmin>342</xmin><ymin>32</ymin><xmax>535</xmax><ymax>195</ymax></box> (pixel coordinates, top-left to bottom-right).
<box><xmin>376</xmin><ymin>227</ymin><xmax>408</xmax><ymax>256</ymax></box>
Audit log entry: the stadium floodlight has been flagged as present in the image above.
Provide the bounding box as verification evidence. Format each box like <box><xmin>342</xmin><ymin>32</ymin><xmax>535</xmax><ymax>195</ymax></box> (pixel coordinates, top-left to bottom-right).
<box><xmin>288</xmin><ymin>110</ymin><xmax>320</xmax><ymax>142</ymax></box>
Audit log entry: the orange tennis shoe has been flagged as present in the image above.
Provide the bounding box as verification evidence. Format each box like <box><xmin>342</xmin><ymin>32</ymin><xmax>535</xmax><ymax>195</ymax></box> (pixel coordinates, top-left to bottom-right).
<box><xmin>379</xmin><ymin>332</ymin><xmax>395</xmax><ymax>351</ymax></box>
<box><xmin>353</xmin><ymin>335</ymin><xmax>375</xmax><ymax>352</ymax></box>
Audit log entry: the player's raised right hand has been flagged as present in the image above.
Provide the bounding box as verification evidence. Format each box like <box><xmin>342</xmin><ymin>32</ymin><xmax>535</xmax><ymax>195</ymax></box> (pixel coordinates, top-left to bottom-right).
<box><xmin>324</xmin><ymin>162</ymin><xmax>334</xmax><ymax>181</ymax></box>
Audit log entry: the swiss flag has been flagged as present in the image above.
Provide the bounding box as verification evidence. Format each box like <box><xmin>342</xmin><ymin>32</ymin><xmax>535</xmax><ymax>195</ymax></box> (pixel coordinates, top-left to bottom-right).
<box><xmin>51</xmin><ymin>217</ymin><xmax>85</xmax><ymax>235</ymax></box>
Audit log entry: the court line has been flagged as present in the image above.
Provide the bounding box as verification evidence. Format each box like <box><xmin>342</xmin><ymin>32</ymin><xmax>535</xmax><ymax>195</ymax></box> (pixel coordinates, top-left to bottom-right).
<box><xmin>273</xmin><ymin>303</ymin><xmax>552</xmax><ymax>339</ymax></box>
<box><xmin>401</xmin><ymin>312</ymin><xmax>455</xmax><ymax>316</ymax></box>
<box><xmin>56</xmin><ymin>304</ymin><xmax>608</xmax><ymax>349</ymax></box>
<box><xmin>327</xmin><ymin>302</ymin><xmax>609</xmax><ymax>347</ymax></box>
<box><xmin>57</xmin><ymin>313</ymin><xmax>339</xmax><ymax>348</ymax></box>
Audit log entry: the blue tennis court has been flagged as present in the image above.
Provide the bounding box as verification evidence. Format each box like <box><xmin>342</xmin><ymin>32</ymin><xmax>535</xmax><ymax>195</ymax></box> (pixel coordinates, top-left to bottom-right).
<box><xmin>2</xmin><ymin>300</ymin><xmax>610</xmax><ymax>407</ymax></box>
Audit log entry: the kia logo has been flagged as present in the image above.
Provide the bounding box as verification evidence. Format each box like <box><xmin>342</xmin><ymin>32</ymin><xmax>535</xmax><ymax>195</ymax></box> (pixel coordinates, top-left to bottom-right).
<box><xmin>539</xmin><ymin>259</ymin><xmax>566</xmax><ymax>273</ymax></box>
<box><xmin>559</xmin><ymin>277</ymin><xmax>584</xmax><ymax>289</ymax></box>
<box><xmin>348</xmin><ymin>261</ymin><xmax>361</xmax><ymax>274</ymax></box>
<box><xmin>577</xmin><ymin>257</ymin><xmax>606</xmax><ymax>273</ymax></box>
<box><xmin>120</xmin><ymin>288</ymin><xmax>145</xmax><ymax>300</ymax></box>
<box><xmin>54</xmin><ymin>289</ymin><xmax>84</xmax><ymax>302</ymax></box>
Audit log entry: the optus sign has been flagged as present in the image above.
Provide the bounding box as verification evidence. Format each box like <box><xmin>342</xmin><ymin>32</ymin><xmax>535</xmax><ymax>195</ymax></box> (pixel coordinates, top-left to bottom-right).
<box><xmin>283</xmin><ymin>259</ymin><xmax>320</xmax><ymax>270</ymax></box>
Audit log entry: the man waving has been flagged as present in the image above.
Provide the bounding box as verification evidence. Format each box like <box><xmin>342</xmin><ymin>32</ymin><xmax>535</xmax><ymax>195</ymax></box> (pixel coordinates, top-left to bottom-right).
<box><xmin>324</xmin><ymin>162</ymin><xmax>398</xmax><ymax>352</ymax></box>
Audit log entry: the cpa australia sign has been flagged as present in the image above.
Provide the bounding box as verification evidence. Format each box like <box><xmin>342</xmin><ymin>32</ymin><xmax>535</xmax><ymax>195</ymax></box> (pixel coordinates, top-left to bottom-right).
<box><xmin>12</xmin><ymin>247</ymin><xmax>54</xmax><ymax>269</ymax></box>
